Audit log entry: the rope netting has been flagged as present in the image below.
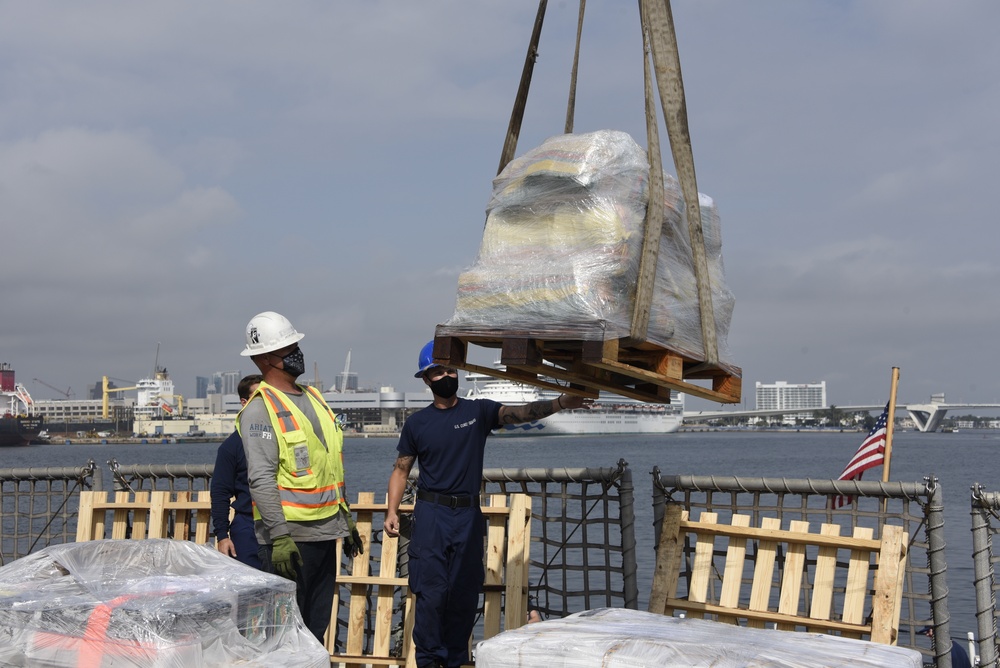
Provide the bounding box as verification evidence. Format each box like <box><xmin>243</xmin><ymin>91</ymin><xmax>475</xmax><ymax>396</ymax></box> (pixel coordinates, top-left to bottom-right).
<box><xmin>482</xmin><ymin>460</ymin><xmax>637</xmax><ymax>617</ymax></box>
<box><xmin>0</xmin><ymin>462</ymin><xmax>98</xmax><ymax>566</ymax></box>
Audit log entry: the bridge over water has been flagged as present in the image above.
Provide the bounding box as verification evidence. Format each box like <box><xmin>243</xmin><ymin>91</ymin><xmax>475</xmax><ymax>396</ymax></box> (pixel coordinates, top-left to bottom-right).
<box><xmin>685</xmin><ymin>395</ymin><xmax>1000</xmax><ymax>433</ymax></box>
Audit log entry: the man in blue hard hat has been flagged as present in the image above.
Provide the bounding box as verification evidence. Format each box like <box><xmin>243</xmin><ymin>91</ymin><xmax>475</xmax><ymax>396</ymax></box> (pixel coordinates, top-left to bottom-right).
<box><xmin>384</xmin><ymin>340</ymin><xmax>590</xmax><ymax>668</ymax></box>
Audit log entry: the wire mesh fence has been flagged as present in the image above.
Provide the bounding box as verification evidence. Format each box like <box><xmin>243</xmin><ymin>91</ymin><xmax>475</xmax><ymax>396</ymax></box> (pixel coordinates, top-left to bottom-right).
<box><xmin>0</xmin><ymin>462</ymin><xmax>99</xmax><ymax>566</ymax></box>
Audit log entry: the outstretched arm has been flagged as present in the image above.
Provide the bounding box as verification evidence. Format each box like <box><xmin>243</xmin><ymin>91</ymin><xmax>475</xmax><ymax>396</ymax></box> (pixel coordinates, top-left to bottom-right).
<box><xmin>384</xmin><ymin>454</ymin><xmax>415</xmax><ymax>537</ymax></box>
<box><xmin>498</xmin><ymin>393</ymin><xmax>588</xmax><ymax>426</ymax></box>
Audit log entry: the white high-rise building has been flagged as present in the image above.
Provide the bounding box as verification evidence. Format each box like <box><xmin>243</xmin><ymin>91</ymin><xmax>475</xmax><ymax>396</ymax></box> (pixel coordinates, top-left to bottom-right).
<box><xmin>755</xmin><ymin>381</ymin><xmax>826</xmax><ymax>423</ymax></box>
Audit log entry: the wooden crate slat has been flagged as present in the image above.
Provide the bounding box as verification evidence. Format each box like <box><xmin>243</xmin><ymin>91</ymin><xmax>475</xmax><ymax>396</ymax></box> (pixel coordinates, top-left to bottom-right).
<box><xmin>482</xmin><ymin>494</ymin><xmax>508</xmax><ymax>640</ymax></box>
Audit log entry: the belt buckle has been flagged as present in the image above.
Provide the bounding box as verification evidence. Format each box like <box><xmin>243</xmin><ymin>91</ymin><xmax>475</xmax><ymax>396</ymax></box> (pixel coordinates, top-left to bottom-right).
<box><xmin>448</xmin><ymin>495</ymin><xmax>459</xmax><ymax>509</ymax></box>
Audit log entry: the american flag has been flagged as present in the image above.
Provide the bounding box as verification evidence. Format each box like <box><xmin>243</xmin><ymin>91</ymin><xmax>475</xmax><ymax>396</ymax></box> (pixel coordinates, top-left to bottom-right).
<box><xmin>833</xmin><ymin>403</ymin><xmax>889</xmax><ymax>508</ymax></box>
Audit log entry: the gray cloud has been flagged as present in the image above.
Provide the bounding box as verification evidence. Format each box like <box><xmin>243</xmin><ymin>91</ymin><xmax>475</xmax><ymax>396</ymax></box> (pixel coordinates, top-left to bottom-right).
<box><xmin>2</xmin><ymin>1</ymin><xmax>997</xmax><ymax>415</ymax></box>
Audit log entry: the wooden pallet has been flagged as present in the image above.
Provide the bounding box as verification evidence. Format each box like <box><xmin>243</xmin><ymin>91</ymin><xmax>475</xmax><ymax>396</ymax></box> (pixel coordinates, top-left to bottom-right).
<box><xmin>649</xmin><ymin>505</ymin><xmax>907</xmax><ymax>644</ymax></box>
<box><xmin>330</xmin><ymin>492</ymin><xmax>533</xmax><ymax>668</ymax></box>
<box><xmin>432</xmin><ymin>331</ymin><xmax>741</xmax><ymax>404</ymax></box>
<box><xmin>76</xmin><ymin>490</ymin><xmax>212</xmax><ymax>543</ymax></box>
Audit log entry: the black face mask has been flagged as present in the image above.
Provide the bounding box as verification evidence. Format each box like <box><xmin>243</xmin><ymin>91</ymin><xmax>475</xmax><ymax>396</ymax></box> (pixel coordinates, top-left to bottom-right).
<box><xmin>429</xmin><ymin>375</ymin><xmax>459</xmax><ymax>399</ymax></box>
<box><xmin>280</xmin><ymin>348</ymin><xmax>305</xmax><ymax>378</ymax></box>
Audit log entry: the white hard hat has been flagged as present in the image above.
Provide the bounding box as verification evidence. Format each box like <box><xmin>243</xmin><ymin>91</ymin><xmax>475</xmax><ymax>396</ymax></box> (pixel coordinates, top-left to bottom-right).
<box><xmin>240</xmin><ymin>311</ymin><xmax>305</xmax><ymax>357</ymax></box>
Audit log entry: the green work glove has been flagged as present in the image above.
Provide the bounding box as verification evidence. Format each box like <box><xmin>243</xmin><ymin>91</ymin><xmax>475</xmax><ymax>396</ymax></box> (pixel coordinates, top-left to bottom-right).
<box><xmin>344</xmin><ymin>527</ymin><xmax>364</xmax><ymax>559</ymax></box>
<box><xmin>271</xmin><ymin>535</ymin><xmax>301</xmax><ymax>580</ymax></box>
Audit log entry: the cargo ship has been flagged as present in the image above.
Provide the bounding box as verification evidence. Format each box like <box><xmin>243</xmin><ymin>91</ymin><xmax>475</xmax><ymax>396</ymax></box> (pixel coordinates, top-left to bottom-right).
<box><xmin>464</xmin><ymin>367</ymin><xmax>683</xmax><ymax>435</ymax></box>
<box><xmin>1</xmin><ymin>363</ymin><xmax>43</xmax><ymax>446</ymax></box>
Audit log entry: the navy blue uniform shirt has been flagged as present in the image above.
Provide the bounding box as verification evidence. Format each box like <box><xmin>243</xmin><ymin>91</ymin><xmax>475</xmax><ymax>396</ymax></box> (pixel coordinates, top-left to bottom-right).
<box><xmin>397</xmin><ymin>398</ymin><xmax>501</xmax><ymax>497</ymax></box>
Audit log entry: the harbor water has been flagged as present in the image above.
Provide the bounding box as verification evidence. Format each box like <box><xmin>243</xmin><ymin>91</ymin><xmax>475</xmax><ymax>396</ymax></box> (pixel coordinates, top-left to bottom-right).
<box><xmin>4</xmin><ymin>429</ymin><xmax>997</xmax><ymax>641</ymax></box>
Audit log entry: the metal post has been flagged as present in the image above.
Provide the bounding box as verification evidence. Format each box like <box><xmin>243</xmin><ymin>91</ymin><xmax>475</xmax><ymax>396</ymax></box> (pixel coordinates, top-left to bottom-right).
<box><xmin>926</xmin><ymin>478</ymin><xmax>953</xmax><ymax>668</ymax></box>
<box><xmin>617</xmin><ymin>461</ymin><xmax>638</xmax><ymax>609</ymax></box>
<box><xmin>971</xmin><ymin>485</ymin><xmax>999</xmax><ymax>667</ymax></box>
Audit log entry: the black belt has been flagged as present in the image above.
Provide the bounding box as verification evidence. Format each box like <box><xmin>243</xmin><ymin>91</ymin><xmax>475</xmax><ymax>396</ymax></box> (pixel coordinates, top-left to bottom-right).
<box><xmin>417</xmin><ymin>490</ymin><xmax>474</xmax><ymax>509</ymax></box>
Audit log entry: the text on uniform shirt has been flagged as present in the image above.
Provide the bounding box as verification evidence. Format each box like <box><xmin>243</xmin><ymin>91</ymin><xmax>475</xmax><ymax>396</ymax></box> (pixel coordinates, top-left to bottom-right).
<box><xmin>454</xmin><ymin>418</ymin><xmax>478</xmax><ymax>430</ymax></box>
<box><xmin>247</xmin><ymin>423</ymin><xmax>274</xmax><ymax>439</ymax></box>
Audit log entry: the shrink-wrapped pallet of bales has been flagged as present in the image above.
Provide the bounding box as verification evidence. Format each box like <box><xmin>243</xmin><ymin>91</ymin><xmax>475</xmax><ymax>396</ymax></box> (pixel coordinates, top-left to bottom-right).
<box><xmin>436</xmin><ymin>130</ymin><xmax>739</xmax><ymax>403</ymax></box>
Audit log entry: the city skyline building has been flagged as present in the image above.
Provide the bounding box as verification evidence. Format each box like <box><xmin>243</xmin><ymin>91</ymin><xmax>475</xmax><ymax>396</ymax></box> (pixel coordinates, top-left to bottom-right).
<box><xmin>755</xmin><ymin>381</ymin><xmax>827</xmax><ymax>424</ymax></box>
<box><xmin>335</xmin><ymin>371</ymin><xmax>359</xmax><ymax>392</ymax></box>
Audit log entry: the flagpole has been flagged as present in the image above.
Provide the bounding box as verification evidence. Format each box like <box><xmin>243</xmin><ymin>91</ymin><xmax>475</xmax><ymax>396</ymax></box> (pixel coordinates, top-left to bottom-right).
<box><xmin>881</xmin><ymin>367</ymin><xmax>901</xmax><ymax>483</ymax></box>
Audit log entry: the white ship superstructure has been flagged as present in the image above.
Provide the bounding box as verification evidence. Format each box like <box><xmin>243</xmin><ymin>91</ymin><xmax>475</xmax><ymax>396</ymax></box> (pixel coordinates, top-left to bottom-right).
<box><xmin>134</xmin><ymin>369</ymin><xmax>177</xmax><ymax>418</ymax></box>
<box><xmin>465</xmin><ymin>367</ymin><xmax>683</xmax><ymax>435</ymax></box>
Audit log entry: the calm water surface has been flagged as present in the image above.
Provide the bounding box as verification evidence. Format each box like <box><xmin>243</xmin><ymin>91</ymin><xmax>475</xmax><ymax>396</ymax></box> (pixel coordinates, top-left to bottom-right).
<box><xmin>5</xmin><ymin>429</ymin><xmax>998</xmax><ymax>637</ymax></box>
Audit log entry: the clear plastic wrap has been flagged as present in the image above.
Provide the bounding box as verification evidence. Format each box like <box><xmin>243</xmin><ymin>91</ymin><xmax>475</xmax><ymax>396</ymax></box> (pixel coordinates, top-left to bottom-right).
<box><xmin>0</xmin><ymin>539</ymin><xmax>329</xmax><ymax>667</ymax></box>
<box><xmin>475</xmin><ymin>608</ymin><xmax>922</xmax><ymax>668</ymax></box>
<box><xmin>440</xmin><ymin>130</ymin><xmax>735</xmax><ymax>364</ymax></box>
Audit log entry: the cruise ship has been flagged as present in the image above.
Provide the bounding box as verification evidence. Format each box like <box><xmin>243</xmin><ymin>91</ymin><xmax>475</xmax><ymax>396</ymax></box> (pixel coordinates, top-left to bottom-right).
<box><xmin>464</xmin><ymin>368</ymin><xmax>683</xmax><ymax>436</ymax></box>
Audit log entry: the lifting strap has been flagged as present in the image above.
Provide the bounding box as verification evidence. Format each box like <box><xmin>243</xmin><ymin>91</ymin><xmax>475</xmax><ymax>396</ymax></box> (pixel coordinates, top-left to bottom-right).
<box><xmin>640</xmin><ymin>0</ymin><xmax>718</xmax><ymax>365</ymax></box>
<box><xmin>498</xmin><ymin>0</ymin><xmax>548</xmax><ymax>175</ymax></box>
<box><xmin>495</xmin><ymin>0</ymin><xmax>720</xmax><ymax>366</ymax></box>
<box><xmin>564</xmin><ymin>0</ymin><xmax>586</xmax><ymax>134</ymax></box>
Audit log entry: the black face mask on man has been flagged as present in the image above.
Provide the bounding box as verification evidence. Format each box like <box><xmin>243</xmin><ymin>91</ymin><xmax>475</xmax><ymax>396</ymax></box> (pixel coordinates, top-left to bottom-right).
<box><xmin>279</xmin><ymin>348</ymin><xmax>306</xmax><ymax>378</ymax></box>
<box><xmin>429</xmin><ymin>374</ymin><xmax>459</xmax><ymax>399</ymax></box>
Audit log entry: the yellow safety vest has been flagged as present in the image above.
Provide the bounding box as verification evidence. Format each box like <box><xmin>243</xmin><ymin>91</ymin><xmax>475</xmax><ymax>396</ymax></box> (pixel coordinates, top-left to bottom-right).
<box><xmin>237</xmin><ymin>381</ymin><xmax>346</xmax><ymax>522</ymax></box>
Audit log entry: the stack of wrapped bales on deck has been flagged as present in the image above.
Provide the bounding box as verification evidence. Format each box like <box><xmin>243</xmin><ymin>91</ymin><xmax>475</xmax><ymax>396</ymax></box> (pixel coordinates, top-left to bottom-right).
<box><xmin>0</xmin><ymin>539</ymin><xmax>329</xmax><ymax>668</ymax></box>
<box><xmin>439</xmin><ymin>129</ymin><xmax>735</xmax><ymax>366</ymax></box>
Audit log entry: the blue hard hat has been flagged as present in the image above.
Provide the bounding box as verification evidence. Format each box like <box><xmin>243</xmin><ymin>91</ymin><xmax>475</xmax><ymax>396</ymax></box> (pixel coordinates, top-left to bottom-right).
<box><xmin>414</xmin><ymin>340</ymin><xmax>439</xmax><ymax>378</ymax></box>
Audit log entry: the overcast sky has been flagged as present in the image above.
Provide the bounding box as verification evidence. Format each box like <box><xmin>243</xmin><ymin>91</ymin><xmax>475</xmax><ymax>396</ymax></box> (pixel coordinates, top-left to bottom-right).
<box><xmin>3</xmin><ymin>1</ymin><xmax>998</xmax><ymax>412</ymax></box>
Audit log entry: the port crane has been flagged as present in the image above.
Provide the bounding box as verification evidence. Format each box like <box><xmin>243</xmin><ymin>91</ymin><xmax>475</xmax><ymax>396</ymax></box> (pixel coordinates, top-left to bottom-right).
<box><xmin>33</xmin><ymin>378</ymin><xmax>74</xmax><ymax>399</ymax></box>
<box><xmin>102</xmin><ymin>376</ymin><xmax>139</xmax><ymax>419</ymax></box>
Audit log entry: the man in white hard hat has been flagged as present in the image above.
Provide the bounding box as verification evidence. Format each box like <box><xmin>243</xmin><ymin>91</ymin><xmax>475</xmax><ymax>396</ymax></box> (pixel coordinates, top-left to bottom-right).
<box><xmin>384</xmin><ymin>340</ymin><xmax>590</xmax><ymax>668</ymax></box>
<box><xmin>236</xmin><ymin>311</ymin><xmax>362</xmax><ymax>644</ymax></box>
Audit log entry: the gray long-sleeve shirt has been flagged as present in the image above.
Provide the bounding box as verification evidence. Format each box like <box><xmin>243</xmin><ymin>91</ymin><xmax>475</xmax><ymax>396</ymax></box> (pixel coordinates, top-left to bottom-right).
<box><xmin>239</xmin><ymin>390</ymin><xmax>349</xmax><ymax>544</ymax></box>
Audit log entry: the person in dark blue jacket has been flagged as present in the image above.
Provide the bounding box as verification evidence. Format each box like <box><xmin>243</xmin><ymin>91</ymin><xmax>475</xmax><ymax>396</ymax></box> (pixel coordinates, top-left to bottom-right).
<box><xmin>920</xmin><ymin>626</ymin><xmax>973</xmax><ymax>668</ymax></box>
<box><xmin>210</xmin><ymin>374</ymin><xmax>263</xmax><ymax>569</ymax></box>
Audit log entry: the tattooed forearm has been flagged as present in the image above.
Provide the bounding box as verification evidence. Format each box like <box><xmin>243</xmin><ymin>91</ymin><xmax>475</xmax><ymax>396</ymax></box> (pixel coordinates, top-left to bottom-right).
<box><xmin>499</xmin><ymin>398</ymin><xmax>562</xmax><ymax>425</ymax></box>
<box><xmin>393</xmin><ymin>455</ymin><xmax>415</xmax><ymax>473</ymax></box>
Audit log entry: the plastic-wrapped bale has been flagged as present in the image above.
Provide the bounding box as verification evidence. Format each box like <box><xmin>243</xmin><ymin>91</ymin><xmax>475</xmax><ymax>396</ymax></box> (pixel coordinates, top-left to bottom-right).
<box><xmin>475</xmin><ymin>608</ymin><xmax>923</xmax><ymax>668</ymax></box>
<box><xmin>440</xmin><ymin>129</ymin><xmax>735</xmax><ymax>365</ymax></box>
<box><xmin>0</xmin><ymin>539</ymin><xmax>329</xmax><ymax>668</ymax></box>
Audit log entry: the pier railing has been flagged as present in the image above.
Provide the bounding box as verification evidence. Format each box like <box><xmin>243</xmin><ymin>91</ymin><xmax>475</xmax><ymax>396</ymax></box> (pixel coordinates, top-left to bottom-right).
<box><xmin>0</xmin><ymin>461</ymin><xmax>100</xmax><ymax>566</ymax></box>
<box><xmin>1</xmin><ymin>459</ymin><xmax>638</xmax><ymax>659</ymax></box>
<box><xmin>653</xmin><ymin>471</ymin><xmax>949</xmax><ymax>665</ymax></box>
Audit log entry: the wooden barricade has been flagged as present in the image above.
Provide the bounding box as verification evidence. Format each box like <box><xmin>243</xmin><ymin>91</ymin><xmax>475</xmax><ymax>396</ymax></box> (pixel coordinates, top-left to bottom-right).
<box><xmin>75</xmin><ymin>490</ymin><xmax>212</xmax><ymax>543</ymax></box>
<box><xmin>432</xmin><ymin>333</ymin><xmax>741</xmax><ymax>405</ymax></box>
<box><xmin>649</xmin><ymin>505</ymin><xmax>907</xmax><ymax>645</ymax></box>
<box><xmin>330</xmin><ymin>492</ymin><xmax>533</xmax><ymax>668</ymax></box>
